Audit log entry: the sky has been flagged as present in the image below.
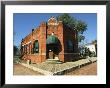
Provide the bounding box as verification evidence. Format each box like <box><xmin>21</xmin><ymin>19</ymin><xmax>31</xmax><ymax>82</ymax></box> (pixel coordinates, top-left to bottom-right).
<box><xmin>13</xmin><ymin>13</ymin><xmax>97</xmax><ymax>47</ymax></box>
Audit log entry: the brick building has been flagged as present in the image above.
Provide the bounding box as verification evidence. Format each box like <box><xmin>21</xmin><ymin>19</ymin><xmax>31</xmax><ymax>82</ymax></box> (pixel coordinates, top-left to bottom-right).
<box><xmin>21</xmin><ymin>16</ymin><xmax>79</xmax><ymax>63</ymax></box>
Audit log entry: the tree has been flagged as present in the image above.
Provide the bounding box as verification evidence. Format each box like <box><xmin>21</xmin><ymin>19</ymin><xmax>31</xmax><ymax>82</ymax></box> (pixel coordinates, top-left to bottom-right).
<box><xmin>57</xmin><ymin>13</ymin><xmax>76</xmax><ymax>29</ymax></box>
<box><xmin>14</xmin><ymin>45</ymin><xmax>18</xmax><ymax>56</ymax></box>
<box><xmin>14</xmin><ymin>45</ymin><xmax>20</xmax><ymax>56</ymax></box>
<box><xmin>13</xmin><ymin>45</ymin><xmax>21</xmax><ymax>63</ymax></box>
<box><xmin>57</xmin><ymin>13</ymin><xmax>87</xmax><ymax>42</ymax></box>
<box><xmin>92</xmin><ymin>39</ymin><xmax>97</xmax><ymax>44</ymax></box>
<box><xmin>78</xmin><ymin>34</ymin><xmax>85</xmax><ymax>43</ymax></box>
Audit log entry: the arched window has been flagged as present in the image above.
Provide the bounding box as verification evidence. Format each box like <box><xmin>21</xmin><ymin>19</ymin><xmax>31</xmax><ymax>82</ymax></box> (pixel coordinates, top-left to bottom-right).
<box><xmin>25</xmin><ymin>45</ymin><xmax>27</xmax><ymax>54</ymax></box>
<box><xmin>24</xmin><ymin>45</ymin><xmax>26</xmax><ymax>54</ymax></box>
<box><xmin>21</xmin><ymin>45</ymin><xmax>23</xmax><ymax>55</ymax></box>
<box><xmin>67</xmin><ymin>40</ymin><xmax>74</xmax><ymax>52</ymax></box>
<box><xmin>24</xmin><ymin>45</ymin><xmax>27</xmax><ymax>54</ymax></box>
<box><xmin>33</xmin><ymin>40</ymin><xmax>39</xmax><ymax>53</ymax></box>
<box><xmin>23</xmin><ymin>45</ymin><xmax>25</xmax><ymax>54</ymax></box>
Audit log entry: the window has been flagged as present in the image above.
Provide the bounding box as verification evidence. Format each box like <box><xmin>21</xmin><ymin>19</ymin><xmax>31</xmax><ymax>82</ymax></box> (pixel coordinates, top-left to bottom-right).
<box><xmin>67</xmin><ymin>40</ymin><xmax>74</xmax><ymax>52</ymax></box>
<box><xmin>21</xmin><ymin>46</ymin><xmax>23</xmax><ymax>54</ymax></box>
<box><xmin>33</xmin><ymin>40</ymin><xmax>39</xmax><ymax>53</ymax></box>
<box><xmin>25</xmin><ymin>45</ymin><xmax>28</xmax><ymax>54</ymax></box>
<box><xmin>24</xmin><ymin>45</ymin><xmax>26</xmax><ymax>54</ymax></box>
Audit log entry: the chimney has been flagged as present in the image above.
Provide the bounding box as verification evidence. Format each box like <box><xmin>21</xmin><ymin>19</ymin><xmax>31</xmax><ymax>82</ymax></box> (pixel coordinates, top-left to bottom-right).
<box><xmin>32</xmin><ymin>29</ymin><xmax>34</xmax><ymax>32</ymax></box>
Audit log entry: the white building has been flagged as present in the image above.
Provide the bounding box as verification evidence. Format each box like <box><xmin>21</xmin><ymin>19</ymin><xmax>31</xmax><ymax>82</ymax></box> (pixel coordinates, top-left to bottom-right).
<box><xmin>85</xmin><ymin>43</ymin><xmax>97</xmax><ymax>56</ymax></box>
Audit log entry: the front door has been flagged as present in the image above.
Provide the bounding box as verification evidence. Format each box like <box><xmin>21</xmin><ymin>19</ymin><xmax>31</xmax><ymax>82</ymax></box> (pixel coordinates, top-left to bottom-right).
<box><xmin>47</xmin><ymin>44</ymin><xmax>59</xmax><ymax>59</ymax></box>
<box><xmin>49</xmin><ymin>50</ymin><xmax>54</xmax><ymax>59</ymax></box>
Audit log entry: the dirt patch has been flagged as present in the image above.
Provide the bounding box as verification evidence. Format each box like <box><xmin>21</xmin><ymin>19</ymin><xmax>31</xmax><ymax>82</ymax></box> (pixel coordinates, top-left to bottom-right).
<box><xmin>65</xmin><ymin>62</ymin><xmax>97</xmax><ymax>75</ymax></box>
<box><xmin>13</xmin><ymin>64</ymin><xmax>43</xmax><ymax>75</ymax></box>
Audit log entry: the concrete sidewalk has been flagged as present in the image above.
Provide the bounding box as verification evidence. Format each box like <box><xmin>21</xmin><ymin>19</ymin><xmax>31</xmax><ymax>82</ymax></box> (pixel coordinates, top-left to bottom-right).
<box><xmin>18</xmin><ymin>57</ymin><xmax>97</xmax><ymax>75</ymax></box>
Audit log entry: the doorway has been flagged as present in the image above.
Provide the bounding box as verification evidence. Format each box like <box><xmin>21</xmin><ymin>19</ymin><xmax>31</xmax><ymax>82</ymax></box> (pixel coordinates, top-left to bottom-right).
<box><xmin>47</xmin><ymin>44</ymin><xmax>59</xmax><ymax>59</ymax></box>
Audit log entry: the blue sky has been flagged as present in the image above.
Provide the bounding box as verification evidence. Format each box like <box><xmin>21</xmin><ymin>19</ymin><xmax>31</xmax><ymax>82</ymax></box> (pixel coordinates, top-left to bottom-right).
<box><xmin>13</xmin><ymin>13</ymin><xmax>97</xmax><ymax>46</ymax></box>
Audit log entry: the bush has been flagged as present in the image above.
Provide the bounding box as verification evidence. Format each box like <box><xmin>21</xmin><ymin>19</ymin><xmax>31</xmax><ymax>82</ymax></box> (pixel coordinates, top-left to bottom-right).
<box><xmin>79</xmin><ymin>47</ymin><xmax>96</xmax><ymax>58</ymax></box>
<box><xmin>13</xmin><ymin>56</ymin><xmax>21</xmax><ymax>63</ymax></box>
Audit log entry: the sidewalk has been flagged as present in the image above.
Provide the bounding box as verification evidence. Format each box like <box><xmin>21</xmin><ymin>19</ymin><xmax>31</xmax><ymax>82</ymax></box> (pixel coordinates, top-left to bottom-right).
<box><xmin>18</xmin><ymin>57</ymin><xmax>97</xmax><ymax>75</ymax></box>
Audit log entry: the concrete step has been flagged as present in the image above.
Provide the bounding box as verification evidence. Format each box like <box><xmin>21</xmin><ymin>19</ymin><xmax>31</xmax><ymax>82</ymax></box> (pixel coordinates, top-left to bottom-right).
<box><xmin>45</xmin><ymin>59</ymin><xmax>63</xmax><ymax>64</ymax></box>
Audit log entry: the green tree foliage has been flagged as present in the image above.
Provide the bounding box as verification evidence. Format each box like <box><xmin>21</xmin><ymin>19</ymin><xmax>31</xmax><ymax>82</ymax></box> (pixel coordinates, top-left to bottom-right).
<box><xmin>92</xmin><ymin>39</ymin><xmax>97</xmax><ymax>44</ymax></box>
<box><xmin>57</xmin><ymin>13</ymin><xmax>76</xmax><ymax>29</ymax></box>
<box><xmin>78</xmin><ymin>34</ymin><xmax>85</xmax><ymax>43</ymax></box>
<box><xmin>14</xmin><ymin>45</ymin><xmax>21</xmax><ymax>63</ymax></box>
<box><xmin>76</xmin><ymin>20</ymin><xmax>87</xmax><ymax>34</ymax></box>
<box><xmin>14</xmin><ymin>45</ymin><xmax>20</xmax><ymax>56</ymax></box>
<box><xmin>57</xmin><ymin>13</ymin><xmax>87</xmax><ymax>42</ymax></box>
<box><xmin>14</xmin><ymin>45</ymin><xmax>18</xmax><ymax>56</ymax></box>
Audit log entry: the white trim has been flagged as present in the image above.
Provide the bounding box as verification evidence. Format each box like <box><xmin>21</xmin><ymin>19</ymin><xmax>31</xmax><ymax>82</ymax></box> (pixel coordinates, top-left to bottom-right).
<box><xmin>64</xmin><ymin>53</ymin><xmax>79</xmax><ymax>54</ymax></box>
<box><xmin>48</xmin><ymin>23</ymin><xmax>58</xmax><ymax>26</ymax></box>
<box><xmin>22</xmin><ymin>41</ymin><xmax>32</xmax><ymax>46</ymax></box>
<box><xmin>48</xmin><ymin>16</ymin><xmax>57</xmax><ymax>22</ymax></box>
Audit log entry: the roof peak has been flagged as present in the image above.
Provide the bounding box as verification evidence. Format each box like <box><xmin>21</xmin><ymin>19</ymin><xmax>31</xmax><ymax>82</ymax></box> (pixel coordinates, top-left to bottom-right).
<box><xmin>48</xmin><ymin>16</ymin><xmax>56</xmax><ymax>21</ymax></box>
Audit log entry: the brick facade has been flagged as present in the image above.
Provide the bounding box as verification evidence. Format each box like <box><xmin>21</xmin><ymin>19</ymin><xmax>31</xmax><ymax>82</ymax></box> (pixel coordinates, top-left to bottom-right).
<box><xmin>21</xmin><ymin>17</ymin><xmax>79</xmax><ymax>63</ymax></box>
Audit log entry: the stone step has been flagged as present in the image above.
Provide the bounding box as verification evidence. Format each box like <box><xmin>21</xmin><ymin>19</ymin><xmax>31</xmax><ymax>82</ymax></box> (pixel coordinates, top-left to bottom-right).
<box><xmin>45</xmin><ymin>59</ymin><xmax>63</xmax><ymax>64</ymax></box>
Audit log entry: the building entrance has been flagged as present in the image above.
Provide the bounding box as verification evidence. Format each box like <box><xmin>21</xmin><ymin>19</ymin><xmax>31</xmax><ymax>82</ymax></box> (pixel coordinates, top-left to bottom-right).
<box><xmin>46</xmin><ymin>33</ymin><xmax>60</xmax><ymax>59</ymax></box>
<box><xmin>47</xmin><ymin>44</ymin><xmax>59</xmax><ymax>59</ymax></box>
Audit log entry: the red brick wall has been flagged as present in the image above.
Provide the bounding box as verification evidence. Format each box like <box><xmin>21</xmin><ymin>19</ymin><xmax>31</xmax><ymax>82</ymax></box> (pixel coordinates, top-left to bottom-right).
<box><xmin>28</xmin><ymin>54</ymin><xmax>41</xmax><ymax>63</ymax></box>
<box><xmin>63</xmin><ymin>25</ymin><xmax>79</xmax><ymax>61</ymax></box>
<box><xmin>21</xmin><ymin>17</ymin><xmax>78</xmax><ymax>63</ymax></box>
<box><xmin>64</xmin><ymin>53</ymin><xmax>80</xmax><ymax>62</ymax></box>
<box><xmin>21</xmin><ymin>22</ymin><xmax>47</xmax><ymax>63</ymax></box>
<box><xmin>47</xmin><ymin>20</ymin><xmax>64</xmax><ymax>62</ymax></box>
<box><xmin>39</xmin><ymin>22</ymin><xmax>46</xmax><ymax>62</ymax></box>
